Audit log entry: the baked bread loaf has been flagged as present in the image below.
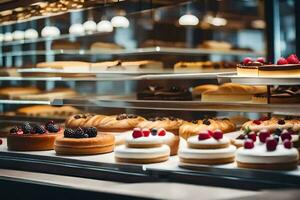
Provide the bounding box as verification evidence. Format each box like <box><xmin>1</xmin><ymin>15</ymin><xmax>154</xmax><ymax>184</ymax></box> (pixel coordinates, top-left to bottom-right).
<box><xmin>15</xmin><ymin>88</ymin><xmax>77</xmax><ymax>100</ymax></box>
<box><xmin>0</xmin><ymin>87</ymin><xmax>41</xmax><ymax>99</ymax></box>
<box><xmin>192</xmin><ymin>84</ymin><xmax>219</xmax><ymax>99</ymax></box>
<box><xmin>36</xmin><ymin>61</ymin><xmax>91</xmax><ymax>72</ymax></box>
<box><xmin>17</xmin><ymin>105</ymin><xmax>80</xmax><ymax>117</ymax></box>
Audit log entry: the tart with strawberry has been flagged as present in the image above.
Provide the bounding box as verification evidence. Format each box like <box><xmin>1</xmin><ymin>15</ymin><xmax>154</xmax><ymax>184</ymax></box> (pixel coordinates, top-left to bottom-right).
<box><xmin>54</xmin><ymin>127</ymin><xmax>114</xmax><ymax>155</ymax></box>
<box><xmin>259</xmin><ymin>54</ymin><xmax>300</xmax><ymax>77</ymax></box>
<box><xmin>115</xmin><ymin>128</ymin><xmax>171</xmax><ymax>164</ymax></box>
<box><xmin>236</xmin><ymin>135</ymin><xmax>299</xmax><ymax>170</ymax></box>
<box><xmin>179</xmin><ymin>130</ymin><xmax>236</xmax><ymax>165</ymax></box>
<box><xmin>7</xmin><ymin>121</ymin><xmax>63</xmax><ymax>151</ymax></box>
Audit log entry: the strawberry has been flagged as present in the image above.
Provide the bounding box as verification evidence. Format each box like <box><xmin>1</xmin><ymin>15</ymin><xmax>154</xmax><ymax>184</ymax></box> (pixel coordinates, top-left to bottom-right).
<box><xmin>283</xmin><ymin>139</ymin><xmax>293</xmax><ymax>149</ymax></box>
<box><xmin>266</xmin><ymin>137</ymin><xmax>277</xmax><ymax>151</ymax></box>
<box><xmin>256</xmin><ymin>57</ymin><xmax>265</xmax><ymax>64</ymax></box>
<box><xmin>248</xmin><ymin>132</ymin><xmax>257</xmax><ymax>142</ymax></box>
<box><xmin>277</xmin><ymin>57</ymin><xmax>288</xmax><ymax>65</ymax></box>
<box><xmin>286</xmin><ymin>54</ymin><xmax>300</xmax><ymax>64</ymax></box>
<box><xmin>132</xmin><ymin>128</ymin><xmax>142</xmax><ymax>138</ymax></box>
<box><xmin>212</xmin><ymin>129</ymin><xmax>223</xmax><ymax>140</ymax></box>
<box><xmin>258</xmin><ymin>129</ymin><xmax>271</xmax><ymax>143</ymax></box>
<box><xmin>0</xmin><ymin>139</ymin><xmax>2</xmax><ymax>145</ymax></box>
<box><xmin>244</xmin><ymin>139</ymin><xmax>254</xmax><ymax>149</ymax></box>
<box><xmin>158</xmin><ymin>128</ymin><xmax>166</xmax><ymax>136</ymax></box>
<box><xmin>198</xmin><ymin>131</ymin><xmax>211</xmax><ymax>140</ymax></box>
<box><xmin>142</xmin><ymin>128</ymin><xmax>150</xmax><ymax>137</ymax></box>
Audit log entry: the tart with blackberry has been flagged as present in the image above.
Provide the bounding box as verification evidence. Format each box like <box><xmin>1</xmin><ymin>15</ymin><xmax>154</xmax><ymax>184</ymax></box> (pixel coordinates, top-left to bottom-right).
<box><xmin>54</xmin><ymin>127</ymin><xmax>114</xmax><ymax>155</ymax></box>
<box><xmin>7</xmin><ymin>121</ymin><xmax>62</xmax><ymax>151</ymax></box>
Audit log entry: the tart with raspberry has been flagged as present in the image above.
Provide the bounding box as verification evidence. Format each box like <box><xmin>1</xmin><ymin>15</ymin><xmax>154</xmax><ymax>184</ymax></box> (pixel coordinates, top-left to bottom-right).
<box><xmin>54</xmin><ymin>127</ymin><xmax>114</xmax><ymax>155</ymax></box>
<box><xmin>7</xmin><ymin>121</ymin><xmax>63</xmax><ymax>151</ymax></box>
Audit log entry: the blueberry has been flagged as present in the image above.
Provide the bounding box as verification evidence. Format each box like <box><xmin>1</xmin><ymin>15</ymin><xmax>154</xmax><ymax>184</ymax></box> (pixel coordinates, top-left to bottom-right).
<box><xmin>46</xmin><ymin>123</ymin><xmax>59</xmax><ymax>133</ymax></box>
<box><xmin>21</xmin><ymin>122</ymin><xmax>33</xmax><ymax>134</ymax></box>
<box><xmin>273</xmin><ymin>135</ymin><xmax>280</xmax><ymax>143</ymax></box>
<box><xmin>203</xmin><ymin>119</ymin><xmax>211</xmax><ymax>125</ymax></box>
<box><xmin>151</xmin><ymin>128</ymin><xmax>157</xmax><ymax>136</ymax></box>
<box><xmin>64</xmin><ymin>128</ymin><xmax>75</xmax><ymax>138</ymax></box>
<box><xmin>33</xmin><ymin>125</ymin><xmax>46</xmax><ymax>134</ymax></box>
<box><xmin>10</xmin><ymin>127</ymin><xmax>18</xmax><ymax>134</ymax></box>
<box><xmin>85</xmin><ymin>127</ymin><xmax>97</xmax><ymax>138</ymax></box>
<box><xmin>274</xmin><ymin>128</ymin><xmax>282</xmax><ymax>136</ymax></box>
<box><xmin>83</xmin><ymin>134</ymin><xmax>89</xmax><ymax>138</ymax></box>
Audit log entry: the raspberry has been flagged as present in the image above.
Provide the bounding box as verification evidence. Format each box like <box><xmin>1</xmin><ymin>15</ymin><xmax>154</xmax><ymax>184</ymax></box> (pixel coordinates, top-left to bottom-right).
<box><xmin>158</xmin><ymin>128</ymin><xmax>166</xmax><ymax>136</ymax></box>
<box><xmin>150</xmin><ymin>128</ymin><xmax>157</xmax><ymax>136</ymax></box>
<box><xmin>248</xmin><ymin>132</ymin><xmax>257</xmax><ymax>142</ymax></box>
<box><xmin>132</xmin><ymin>128</ymin><xmax>143</xmax><ymax>138</ymax></box>
<box><xmin>0</xmin><ymin>139</ymin><xmax>2</xmax><ymax>145</ymax></box>
<box><xmin>244</xmin><ymin>139</ymin><xmax>254</xmax><ymax>149</ymax></box>
<box><xmin>64</xmin><ymin>128</ymin><xmax>75</xmax><ymax>138</ymax></box>
<box><xmin>85</xmin><ymin>127</ymin><xmax>97</xmax><ymax>137</ymax></box>
<box><xmin>212</xmin><ymin>129</ymin><xmax>223</xmax><ymax>140</ymax></box>
<box><xmin>243</xmin><ymin>57</ymin><xmax>252</xmax><ymax>65</ymax></box>
<box><xmin>283</xmin><ymin>139</ymin><xmax>293</xmax><ymax>149</ymax></box>
<box><xmin>33</xmin><ymin>125</ymin><xmax>46</xmax><ymax>134</ymax></box>
<box><xmin>286</xmin><ymin>54</ymin><xmax>300</xmax><ymax>64</ymax></box>
<box><xmin>266</xmin><ymin>137</ymin><xmax>277</xmax><ymax>151</ymax></box>
<box><xmin>142</xmin><ymin>128</ymin><xmax>150</xmax><ymax>137</ymax></box>
<box><xmin>258</xmin><ymin>129</ymin><xmax>271</xmax><ymax>143</ymax></box>
<box><xmin>46</xmin><ymin>123</ymin><xmax>59</xmax><ymax>133</ymax></box>
<box><xmin>21</xmin><ymin>122</ymin><xmax>33</xmax><ymax>134</ymax></box>
<box><xmin>253</xmin><ymin>120</ymin><xmax>261</xmax><ymax>125</ymax></box>
<box><xmin>281</xmin><ymin>129</ymin><xmax>292</xmax><ymax>141</ymax></box>
<box><xmin>10</xmin><ymin>127</ymin><xmax>18</xmax><ymax>134</ymax></box>
<box><xmin>277</xmin><ymin>57</ymin><xmax>288</xmax><ymax>65</ymax></box>
<box><xmin>256</xmin><ymin>57</ymin><xmax>265</xmax><ymax>63</ymax></box>
<box><xmin>198</xmin><ymin>131</ymin><xmax>211</xmax><ymax>140</ymax></box>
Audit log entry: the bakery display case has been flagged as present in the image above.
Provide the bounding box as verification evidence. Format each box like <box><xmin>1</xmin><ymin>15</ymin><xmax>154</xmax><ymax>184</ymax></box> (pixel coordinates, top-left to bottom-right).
<box><xmin>0</xmin><ymin>0</ymin><xmax>300</xmax><ymax>198</ymax></box>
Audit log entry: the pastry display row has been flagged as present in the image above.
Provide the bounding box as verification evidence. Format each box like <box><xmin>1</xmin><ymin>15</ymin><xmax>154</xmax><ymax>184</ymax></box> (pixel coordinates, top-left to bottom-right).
<box><xmin>2</xmin><ymin>114</ymin><xmax>300</xmax><ymax>171</ymax></box>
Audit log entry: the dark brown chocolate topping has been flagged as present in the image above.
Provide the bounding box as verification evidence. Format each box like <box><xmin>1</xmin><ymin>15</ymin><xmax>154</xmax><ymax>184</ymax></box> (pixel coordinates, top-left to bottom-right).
<box><xmin>260</xmin><ymin>64</ymin><xmax>300</xmax><ymax>71</ymax></box>
<box><xmin>116</xmin><ymin>113</ymin><xmax>138</xmax><ymax>120</ymax></box>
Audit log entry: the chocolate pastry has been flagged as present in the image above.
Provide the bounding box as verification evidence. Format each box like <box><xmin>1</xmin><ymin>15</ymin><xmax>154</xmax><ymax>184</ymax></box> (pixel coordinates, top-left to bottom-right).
<box><xmin>137</xmin><ymin>85</ymin><xmax>192</xmax><ymax>101</ymax></box>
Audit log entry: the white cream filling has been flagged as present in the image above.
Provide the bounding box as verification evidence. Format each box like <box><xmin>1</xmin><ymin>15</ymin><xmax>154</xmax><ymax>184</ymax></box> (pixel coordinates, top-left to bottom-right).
<box><xmin>188</xmin><ymin>135</ymin><xmax>230</xmax><ymax>146</ymax></box>
<box><xmin>125</xmin><ymin>131</ymin><xmax>174</xmax><ymax>146</ymax></box>
<box><xmin>179</xmin><ymin>145</ymin><xmax>236</xmax><ymax>159</ymax></box>
<box><xmin>115</xmin><ymin>144</ymin><xmax>170</xmax><ymax>159</ymax></box>
<box><xmin>236</xmin><ymin>145</ymin><xmax>299</xmax><ymax>164</ymax></box>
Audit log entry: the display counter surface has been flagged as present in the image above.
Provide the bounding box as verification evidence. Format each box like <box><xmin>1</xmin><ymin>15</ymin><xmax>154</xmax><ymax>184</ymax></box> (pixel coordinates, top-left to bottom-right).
<box><xmin>0</xmin><ymin>138</ymin><xmax>300</xmax><ymax>190</ymax></box>
<box><xmin>0</xmin><ymin>168</ymin><xmax>261</xmax><ymax>200</ymax></box>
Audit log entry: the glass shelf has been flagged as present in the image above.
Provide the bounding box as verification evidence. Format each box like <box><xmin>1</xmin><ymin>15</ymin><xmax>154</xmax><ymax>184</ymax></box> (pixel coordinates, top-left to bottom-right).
<box><xmin>0</xmin><ymin>47</ymin><xmax>265</xmax><ymax>57</ymax></box>
<box><xmin>51</xmin><ymin>95</ymin><xmax>300</xmax><ymax>115</ymax></box>
<box><xmin>218</xmin><ymin>74</ymin><xmax>300</xmax><ymax>85</ymax></box>
<box><xmin>0</xmin><ymin>100</ymin><xmax>50</xmax><ymax>105</ymax></box>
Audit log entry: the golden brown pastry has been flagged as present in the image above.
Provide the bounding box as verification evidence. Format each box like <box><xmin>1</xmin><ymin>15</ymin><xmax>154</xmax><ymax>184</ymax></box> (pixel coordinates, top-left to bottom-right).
<box><xmin>0</xmin><ymin>87</ymin><xmax>40</xmax><ymax>99</ymax></box>
<box><xmin>15</xmin><ymin>88</ymin><xmax>77</xmax><ymax>100</ymax></box>
<box><xmin>65</xmin><ymin>114</ymin><xmax>107</xmax><ymax>129</ymax></box>
<box><xmin>36</xmin><ymin>61</ymin><xmax>91</xmax><ymax>72</ymax></box>
<box><xmin>192</xmin><ymin>84</ymin><xmax>219</xmax><ymax>99</ymax></box>
<box><xmin>17</xmin><ymin>105</ymin><xmax>80</xmax><ymax>117</ymax></box>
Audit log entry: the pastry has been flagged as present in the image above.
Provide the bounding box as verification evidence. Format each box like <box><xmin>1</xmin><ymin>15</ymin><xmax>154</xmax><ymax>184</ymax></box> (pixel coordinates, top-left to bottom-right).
<box><xmin>192</xmin><ymin>84</ymin><xmax>219</xmax><ymax>99</ymax></box>
<box><xmin>115</xmin><ymin>128</ymin><xmax>171</xmax><ymax>164</ymax></box>
<box><xmin>259</xmin><ymin>55</ymin><xmax>300</xmax><ymax>77</ymax></box>
<box><xmin>236</xmin><ymin>57</ymin><xmax>265</xmax><ymax>76</ymax></box>
<box><xmin>137</xmin><ymin>116</ymin><xmax>183</xmax><ymax>135</ymax></box>
<box><xmin>174</xmin><ymin>61</ymin><xmax>221</xmax><ymax>72</ymax></box>
<box><xmin>199</xmin><ymin>40</ymin><xmax>232</xmax><ymax>50</ymax></box>
<box><xmin>140</xmin><ymin>39</ymin><xmax>185</xmax><ymax>48</ymax></box>
<box><xmin>0</xmin><ymin>87</ymin><xmax>40</xmax><ymax>99</ymax></box>
<box><xmin>179</xmin><ymin>118</ymin><xmax>236</xmax><ymax>140</ymax></box>
<box><xmin>201</xmin><ymin>83</ymin><xmax>267</xmax><ymax>102</ymax></box>
<box><xmin>90</xmin><ymin>42</ymin><xmax>124</xmax><ymax>51</ymax></box>
<box><xmin>7</xmin><ymin>121</ymin><xmax>62</xmax><ymax>151</ymax></box>
<box><xmin>137</xmin><ymin>85</ymin><xmax>192</xmax><ymax>101</ymax></box>
<box><xmin>97</xmin><ymin>114</ymin><xmax>145</xmax><ymax>145</ymax></box>
<box><xmin>51</xmin><ymin>40</ymin><xmax>80</xmax><ymax>50</ymax></box>
<box><xmin>90</xmin><ymin>60</ymin><xmax>122</xmax><ymax>71</ymax></box>
<box><xmin>0</xmin><ymin>68</ymin><xmax>19</xmax><ymax>77</ymax></box>
<box><xmin>54</xmin><ymin>127</ymin><xmax>114</xmax><ymax>155</ymax></box>
<box><xmin>91</xmin><ymin>60</ymin><xmax>163</xmax><ymax>71</ymax></box>
<box><xmin>65</xmin><ymin>114</ymin><xmax>107</xmax><ymax>129</ymax></box>
<box><xmin>17</xmin><ymin>105</ymin><xmax>80</xmax><ymax>118</ymax></box>
<box><xmin>179</xmin><ymin>130</ymin><xmax>236</xmax><ymax>165</ymax></box>
<box><xmin>241</xmin><ymin>117</ymin><xmax>294</xmax><ymax>132</ymax></box>
<box><xmin>252</xmin><ymin>86</ymin><xmax>300</xmax><ymax>104</ymax></box>
<box><xmin>236</xmin><ymin>136</ymin><xmax>299</xmax><ymax>170</ymax></box>
<box><xmin>36</xmin><ymin>61</ymin><xmax>91</xmax><ymax>72</ymax></box>
<box><xmin>15</xmin><ymin>88</ymin><xmax>77</xmax><ymax>100</ymax></box>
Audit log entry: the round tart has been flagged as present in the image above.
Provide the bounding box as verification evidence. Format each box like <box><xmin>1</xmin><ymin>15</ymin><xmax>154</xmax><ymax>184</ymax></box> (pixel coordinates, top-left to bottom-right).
<box><xmin>54</xmin><ymin>127</ymin><xmax>114</xmax><ymax>155</ymax></box>
<box><xmin>7</xmin><ymin>121</ymin><xmax>62</xmax><ymax>151</ymax></box>
<box><xmin>179</xmin><ymin>130</ymin><xmax>236</xmax><ymax>165</ymax></box>
<box><xmin>236</xmin><ymin>137</ymin><xmax>299</xmax><ymax>170</ymax></box>
<box><xmin>115</xmin><ymin>128</ymin><xmax>171</xmax><ymax>164</ymax></box>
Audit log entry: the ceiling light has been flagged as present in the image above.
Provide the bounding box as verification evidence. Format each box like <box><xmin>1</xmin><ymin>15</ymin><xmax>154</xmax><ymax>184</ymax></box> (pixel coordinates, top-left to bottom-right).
<box><xmin>204</xmin><ymin>15</ymin><xmax>227</xmax><ymax>26</ymax></box>
<box><xmin>178</xmin><ymin>14</ymin><xmax>199</xmax><ymax>26</ymax></box>
<box><xmin>111</xmin><ymin>16</ymin><xmax>129</xmax><ymax>28</ymax></box>
<box><xmin>251</xmin><ymin>19</ymin><xmax>266</xmax><ymax>29</ymax></box>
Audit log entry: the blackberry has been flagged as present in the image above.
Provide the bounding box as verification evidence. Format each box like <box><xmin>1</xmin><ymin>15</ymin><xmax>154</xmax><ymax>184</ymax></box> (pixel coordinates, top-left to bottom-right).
<box><xmin>33</xmin><ymin>125</ymin><xmax>46</xmax><ymax>134</ymax></box>
<box><xmin>151</xmin><ymin>128</ymin><xmax>157</xmax><ymax>136</ymax></box>
<box><xmin>46</xmin><ymin>123</ymin><xmax>59</xmax><ymax>133</ymax></box>
<box><xmin>75</xmin><ymin>127</ymin><xmax>85</xmax><ymax>138</ymax></box>
<box><xmin>85</xmin><ymin>127</ymin><xmax>97</xmax><ymax>138</ymax></box>
<box><xmin>203</xmin><ymin>119</ymin><xmax>211</xmax><ymax>125</ymax></box>
<box><xmin>64</xmin><ymin>128</ymin><xmax>75</xmax><ymax>138</ymax></box>
<box><xmin>21</xmin><ymin>122</ymin><xmax>33</xmax><ymax>134</ymax></box>
<box><xmin>10</xmin><ymin>127</ymin><xmax>18</xmax><ymax>134</ymax></box>
<box><xmin>278</xmin><ymin>119</ymin><xmax>285</xmax><ymax>125</ymax></box>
